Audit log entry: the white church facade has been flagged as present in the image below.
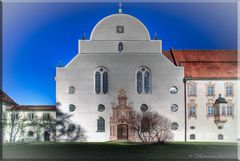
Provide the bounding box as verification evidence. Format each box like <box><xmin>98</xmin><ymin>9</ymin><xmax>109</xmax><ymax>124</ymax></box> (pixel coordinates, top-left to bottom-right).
<box><xmin>2</xmin><ymin>9</ymin><xmax>238</xmax><ymax>143</ymax></box>
<box><xmin>55</xmin><ymin>12</ymin><xmax>238</xmax><ymax>142</ymax></box>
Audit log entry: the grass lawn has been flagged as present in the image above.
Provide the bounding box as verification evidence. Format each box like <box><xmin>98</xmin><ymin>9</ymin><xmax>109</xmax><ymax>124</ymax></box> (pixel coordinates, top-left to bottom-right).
<box><xmin>2</xmin><ymin>142</ymin><xmax>238</xmax><ymax>160</ymax></box>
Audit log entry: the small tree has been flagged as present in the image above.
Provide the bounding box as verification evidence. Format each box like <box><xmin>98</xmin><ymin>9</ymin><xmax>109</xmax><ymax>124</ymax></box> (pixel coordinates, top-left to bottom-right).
<box><xmin>132</xmin><ymin>110</ymin><xmax>173</xmax><ymax>144</ymax></box>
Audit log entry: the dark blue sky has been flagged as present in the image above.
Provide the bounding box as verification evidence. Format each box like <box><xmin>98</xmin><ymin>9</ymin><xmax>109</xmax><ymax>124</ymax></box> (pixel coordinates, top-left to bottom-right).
<box><xmin>3</xmin><ymin>2</ymin><xmax>237</xmax><ymax>105</ymax></box>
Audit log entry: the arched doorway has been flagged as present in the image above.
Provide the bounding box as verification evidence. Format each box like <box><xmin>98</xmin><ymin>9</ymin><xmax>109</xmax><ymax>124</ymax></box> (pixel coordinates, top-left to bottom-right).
<box><xmin>117</xmin><ymin>124</ymin><xmax>128</xmax><ymax>140</ymax></box>
<box><xmin>44</xmin><ymin>131</ymin><xmax>50</xmax><ymax>141</ymax></box>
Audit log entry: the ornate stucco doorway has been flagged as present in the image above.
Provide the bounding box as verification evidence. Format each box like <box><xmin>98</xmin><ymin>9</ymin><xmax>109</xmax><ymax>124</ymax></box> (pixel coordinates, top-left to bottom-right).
<box><xmin>117</xmin><ymin>124</ymin><xmax>128</xmax><ymax>140</ymax></box>
<box><xmin>110</xmin><ymin>89</ymin><xmax>135</xmax><ymax>142</ymax></box>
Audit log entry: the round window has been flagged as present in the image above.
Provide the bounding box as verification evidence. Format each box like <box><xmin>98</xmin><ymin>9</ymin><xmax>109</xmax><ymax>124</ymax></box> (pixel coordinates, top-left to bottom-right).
<box><xmin>69</xmin><ymin>104</ymin><xmax>76</xmax><ymax>112</ymax></box>
<box><xmin>140</xmin><ymin>104</ymin><xmax>148</xmax><ymax>112</ymax></box>
<box><xmin>171</xmin><ymin>122</ymin><xmax>179</xmax><ymax>130</ymax></box>
<box><xmin>98</xmin><ymin>104</ymin><xmax>105</xmax><ymax>112</ymax></box>
<box><xmin>170</xmin><ymin>86</ymin><xmax>178</xmax><ymax>94</ymax></box>
<box><xmin>68</xmin><ymin>124</ymin><xmax>75</xmax><ymax>132</ymax></box>
<box><xmin>171</xmin><ymin>104</ymin><xmax>178</xmax><ymax>112</ymax></box>
<box><xmin>190</xmin><ymin>126</ymin><xmax>195</xmax><ymax>130</ymax></box>
<box><xmin>100</xmin><ymin>68</ymin><xmax>103</xmax><ymax>72</ymax></box>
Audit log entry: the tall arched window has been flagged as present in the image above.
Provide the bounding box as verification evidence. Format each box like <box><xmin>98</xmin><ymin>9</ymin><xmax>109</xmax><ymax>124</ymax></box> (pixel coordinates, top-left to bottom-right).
<box><xmin>103</xmin><ymin>71</ymin><xmax>108</xmax><ymax>94</ymax></box>
<box><xmin>94</xmin><ymin>67</ymin><xmax>109</xmax><ymax>94</ymax></box>
<box><xmin>95</xmin><ymin>72</ymin><xmax>101</xmax><ymax>94</ymax></box>
<box><xmin>137</xmin><ymin>71</ymin><xmax>142</xmax><ymax>94</ymax></box>
<box><xmin>136</xmin><ymin>67</ymin><xmax>151</xmax><ymax>94</ymax></box>
<box><xmin>97</xmin><ymin>117</ymin><xmax>105</xmax><ymax>131</ymax></box>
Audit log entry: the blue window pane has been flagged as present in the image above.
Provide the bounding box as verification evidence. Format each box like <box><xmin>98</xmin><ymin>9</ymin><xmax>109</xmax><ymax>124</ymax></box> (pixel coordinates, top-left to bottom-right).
<box><xmin>208</xmin><ymin>106</ymin><xmax>214</xmax><ymax>116</ymax></box>
<box><xmin>208</xmin><ymin>86</ymin><xmax>214</xmax><ymax>95</ymax></box>
<box><xmin>137</xmin><ymin>71</ymin><xmax>142</xmax><ymax>94</ymax></box>
<box><xmin>144</xmin><ymin>71</ymin><xmax>150</xmax><ymax>94</ymax></box>
<box><xmin>227</xmin><ymin>106</ymin><xmax>232</xmax><ymax>116</ymax></box>
<box><xmin>226</xmin><ymin>86</ymin><xmax>232</xmax><ymax>96</ymax></box>
<box><xmin>95</xmin><ymin>72</ymin><xmax>101</xmax><ymax>94</ymax></box>
<box><xmin>103</xmin><ymin>72</ymin><xmax>108</xmax><ymax>94</ymax></box>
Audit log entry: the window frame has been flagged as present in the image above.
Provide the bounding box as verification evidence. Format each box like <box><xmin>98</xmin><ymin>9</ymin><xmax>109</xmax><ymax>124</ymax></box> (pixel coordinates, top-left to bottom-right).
<box><xmin>218</xmin><ymin>134</ymin><xmax>224</xmax><ymax>140</ymax></box>
<box><xmin>97</xmin><ymin>117</ymin><xmax>105</xmax><ymax>132</ymax></box>
<box><xmin>190</xmin><ymin>134</ymin><xmax>196</xmax><ymax>140</ymax></box>
<box><xmin>206</xmin><ymin>83</ymin><xmax>215</xmax><ymax>96</ymax></box>
<box><xmin>135</xmin><ymin>66</ymin><xmax>152</xmax><ymax>95</ymax></box>
<box><xmin>225</xmin><ymin>82</ymin><xmax>234</xmax><ymax>97</ymax></box>
<box><xmin>188</xmin><ymin>100</ymin><xmax>197</xmax><ymax>118</ymax></box>
<box><xmin>68</xmin><ymin>86</ymin><xmax>75</xmax><ymax>94</ymax></box>
<box><xmin>187</xmin><ymin>82</ymin><xmax>197</xmax><ymax>97</ymax></box>
<box><xmin>94</xmin><ymin>67</ymin><xmax>109</xmax><ymax>95</ymax></box>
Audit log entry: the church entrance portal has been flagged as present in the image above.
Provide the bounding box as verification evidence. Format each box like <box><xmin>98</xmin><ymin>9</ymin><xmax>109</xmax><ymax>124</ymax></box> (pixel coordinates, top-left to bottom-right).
<box><xmin>117</xmin><ymin>124</ymin><xmax>128</xmax><ymax>140</ymax></box>
<box><xmin>110</xmin><ymin>89</ymin><xmax>135</xmax><ymax>141</ymax></box>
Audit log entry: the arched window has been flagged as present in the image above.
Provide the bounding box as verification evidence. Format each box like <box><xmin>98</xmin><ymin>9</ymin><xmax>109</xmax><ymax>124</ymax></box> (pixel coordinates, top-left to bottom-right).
<box><xmin>171</xmin><ymin>122</ymin><xmax>179</xmax><ymax>130</ymax></box>
<box><xmin>218</xmin><ymin>134</ymin><xmax>224</xmax><ymax>140</ymax></box>
<box><xmin>136</xmin><ymin>67</ymin><xmax>151</xmax><ymax>94</ymax></box>
<box><xmin>103</xmin><ymin>71</ymin><xmax>108</xmax><ymax>94</ymax></box>
<box><xmin>95</xmin><ymin>72</ymin><xmax>101</xmax><ymax>94</ymax></box>
<box><xmin>137</xmin><ymin>71</ymin><xmax>142</xmax><ymax>94</ymax></box>
<box><xmin>95</xmin><ymin>67</ymin><xmax>109</xmax><ymax>94</ymax></box>
<box><xmin>190</xmin><ymin>134</ymin><xmax>196</xmax><ymax>140</ymax></box>
<box><xmin>97</xmin><ymin>117</ymin><xmax>105</xmax><ymax>131</ymax></box>
<box><xmin>144</xmin><ymin>71</ymin><xmax>150</xmax><ymax>94</ymax></box>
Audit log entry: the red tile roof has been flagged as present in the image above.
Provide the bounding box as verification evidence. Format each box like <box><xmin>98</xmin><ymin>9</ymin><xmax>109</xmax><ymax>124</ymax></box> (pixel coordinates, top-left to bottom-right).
<box><xmin>6</xmin><ymin>105</ymin><xmax>56</xmax><ymax>111</ymax></box>
<box><xmin>163</xmin><ymin>49</ymin><xmax>239</xmax><ymax>79</ymax></box>
<box><xmin>1</xmin><ymin>90</ymin><xmax>17</xmax><ymax>105</ymax></box>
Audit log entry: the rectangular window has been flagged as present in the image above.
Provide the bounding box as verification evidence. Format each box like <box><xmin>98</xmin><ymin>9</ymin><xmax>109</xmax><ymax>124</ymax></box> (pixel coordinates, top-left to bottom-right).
<box><xmin>43</xmin><ymin>113</ymin><xmax>50</xmax><ymax>120</ymax></box>
<box><xmin>207</xmin><ymin>86</ymin><xmax>214</xmax><ymax>96</ymax></box>
<box><xmin>189</xmin><ymin>106</ymin><xmax>196</xmax><ymax>117</ymax></box>
<box><xmin>116</xmin><ymin>26</ymin><xmax>124</xmax><ymax>33</ymax></box>
<box><xmin>221</xmin><ymin>107</ymin><xmax>226</xmax><ymax>115</ymax></box>
<box><xmin>11</xmin><ymin>113</ymin><xmax>19</xmax><ymax>120</ymax></box>
<box><xmin>28</xmin><ymin>113</ymin><xmax>34</xmax><ymax>120</ymax></box>
<box><xmin>226</xmin><ymin>85</ymin><xmax>233</xmax><ymax>96</ymax></box>
<box><xmin>207</xmin><ymin>105</ymin><xmax>214</xmax><ymax>116</ymax></box>
<box><xmin>227</xmin><ymin>105</ymin><xmax>233</xmax><ymax>116</ymax></box>
<box><xmin>188</xmin><ymin>85</ymin><xmax>196</xmax><ymax>96</ymax></box>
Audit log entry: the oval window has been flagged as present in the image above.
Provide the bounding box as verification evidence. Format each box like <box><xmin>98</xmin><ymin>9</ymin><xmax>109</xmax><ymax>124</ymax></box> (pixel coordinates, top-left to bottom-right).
<box><xmin>171</xmin><ymin>104</ymin><xmax>178</xmax><ymax>112</ymax></box>
<box><xmin>69</xmin><ymin>104</ymin><xmax>76</xmax><ymax>112</ymax></box>
<box><xmin>171</xmin><ymin>122</ymin><xmax>179</xmax><ymax>130</ymax></box>
<box><xmin>190</xmin><ymin>126</ymin><xmax>195</xmax><ymax>130</ymax></box>
<box><xmin>170</xmin><ymin>86</ymin><xmax>178</xmax><ymax>94</ymax></box>
<box><xmin>140</xmin><ymin>104</ymin><xmax>148</xmax><ymax>112</ymax></box>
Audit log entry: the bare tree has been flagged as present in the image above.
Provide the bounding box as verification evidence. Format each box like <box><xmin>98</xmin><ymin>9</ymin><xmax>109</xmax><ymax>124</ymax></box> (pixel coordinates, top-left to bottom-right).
<box><xmin>6</xmin><ymin>109</ymin><xmax>27</xmax><ymax>143</ymax></box>
<box><xmin>56</xmin><ymin>108</ymin><xmax>87</xmax><ymax>142</ymax></box>
<box><xmin>131</xmin><ymin>110</ymin><xmax>174</xmax><ymax>144</ymax></box>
